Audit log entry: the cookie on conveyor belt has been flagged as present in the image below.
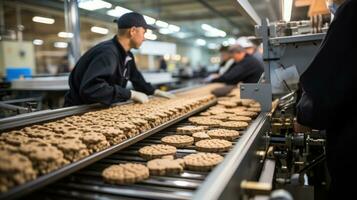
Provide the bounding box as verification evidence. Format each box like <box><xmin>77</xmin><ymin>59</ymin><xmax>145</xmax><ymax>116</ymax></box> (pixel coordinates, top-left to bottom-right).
<box><xmin>176</xmin><ymin>125</ymin><xmax>208</xmax><ymax>135</ymax></box>
<box><xmin>217</xmin><ymin>100</ymin><xmax>237</xmax><ymax>108</ymax></box>
<box><xmin>0</xmin><ymin>150</ymin><xmax>37</xmax><ymax>192</ymax></box>
<box><xmin>236</xmin><ymin>111</ymin><xmax>258</xmax><ymax>118</ymax></box>
<box><xmin>161</xmin><ymin>135</ymin><xmax>194</xmax><ymax>148</ymax></box>
<box><xmin>207</xmin><ymin>129</ymin><xmax>240</xmax><ymax>141</ymax></box>
<box><xmin>138</xmin><ymin>144</ymin><xmax>177</xmax><ymax>160</ymax></box>
<box><xmin>47</xmin><ymin>138</ymin><xmax>90</xmax><ymax>162</ymax></box>
<box><xmin>147</xmin><ymin>158</ymin><xmax>184</xmax><ymax>175</ymax></box>
<box><xmin>80</xmin><ymin>131</ymin><xmax>110</xmax><ymax>153</ymax></box>
<box><xmin>192</xmin><ymin>132</ymin><xmax>210</xmax><ymax>142</ymax></box>
<box><xmin>195</xmin><ymin>139</ymin><xmax>232</xmax><ymax>153</ymax></box>
<box><xmin>228</xmin><ymin>116</ymin><xmax>252</xmax><ymax>122</ymax></box>
<box><xmin>247</xmin><ymin>107</ymin><xmax>261</xmax><ymax>112</ymax></box>
<box><xmin>219</xmin><ymin>121</ymin><xmax>249</xmax><ymax>130</ymax></box>
<box><xmin>183</xmin><ymin>153</ymin><xmax>224</xmax><ymax>171</ymax></box>
<box><xmin>102</xmin><ymin>163</ymin><xmax>149</xmax><ymax>184</ymax></box>
<box><xmin>19</xmin><ymin>143</ymin><xmax>69</xmax><ymax>175</ymax></box>
<box><xmin>188</xmin><ymin>117</ymin><xmax>222</xmax><ymax>127</ymax></box>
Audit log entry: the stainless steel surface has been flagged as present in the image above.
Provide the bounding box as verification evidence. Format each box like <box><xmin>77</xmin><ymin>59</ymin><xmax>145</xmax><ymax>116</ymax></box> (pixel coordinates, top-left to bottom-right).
<box><xmin>240</xmin><ymin>84</ymin><xmax>272</xmax><ymax>112</ymax></box>
<box><xmin>0</xmin><ymin>99</ymin><xmax>217</xmax><ymax>200</ymax></box>
<box><xmin>193</xmin><ymin>112</ymin><xmax>270</xmax><ymax>200</ymax></box>
<box><xmin>66</xmin><ymin>0</ymin><xmax>81</xmax><ymax>63</ymax></box>
<box><xmin>236</xmin><ymin>0</ymin><xmax>262</xmax><ymax>25</ymax></box>
<box><xmin>269</xmin><ymin>33</ymin><xmax>325</xmax><ymax>45</ymax></box>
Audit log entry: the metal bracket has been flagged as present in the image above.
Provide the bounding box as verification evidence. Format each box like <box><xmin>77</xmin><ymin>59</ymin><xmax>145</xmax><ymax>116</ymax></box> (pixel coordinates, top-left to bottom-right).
<box><xmin>240</xmin><ymin>83</ymin><xmax>272</xmax><ymax>112</ymax></box>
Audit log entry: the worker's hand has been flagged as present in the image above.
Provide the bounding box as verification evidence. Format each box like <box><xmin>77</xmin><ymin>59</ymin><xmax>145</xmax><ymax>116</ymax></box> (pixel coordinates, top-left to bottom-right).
<box><xmin>154</xmin><ymin>89</ymin><xmax>176</xmax><ymax>99</ymax></box>
<box><xmin>130</xmin><ymin>90</ymin><xmax>149</xmax><ymax>103</ymax></box>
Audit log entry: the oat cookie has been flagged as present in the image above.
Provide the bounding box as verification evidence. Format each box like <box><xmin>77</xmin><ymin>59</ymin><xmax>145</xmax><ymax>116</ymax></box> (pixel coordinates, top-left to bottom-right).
<box><xmin>138</xmin><ymin>144</ymin><xmax>177</xmax><ymax>160</ymax></box>
<box><xmin>102</xmin><ymin>163</ymin><xmax>149</xmax><ymax>184</ymax></box>
<box><xmin>236</xmin><ymin>111</ymin><xmax>258</xmax><ymax>118</ymax></box>
<box><xmin>192</xmin><ymin>132</ymin><xmax>210</xmax><ymax>142</ymax></box>
<box><xmin>207</xmin><ymin>129</ymin><xmax>240</xmax><ymax>141</ymax></box>
<box><xmin>161</xmin><ymin>135</ymin><xmax>194</xmax><ymax>148</ymax></box>
<box><xmin>219</xmin><ymin>121</ymin><xmax>249</xmax><ymax>130</ymax></box>
<box><xmin>147</xmin><ymin>158</ymin><xmax>184</xmax><ymax>175</ymax></box>
<box><xmin>183</xmin><ymin>153</ymin><xmax>223</xmax><ymax>171</ymax></box>
<box><xmin>176</xmin><ymin>125</ymin><xmax>208</xmax><ymax>135</ymax></box>
<box><xmin>195</xmin><ymin>139</ymin><xmax>232</xmax><ymax>152</ymax></box>
<box><xmin>228</xmin><ymin>116</ymin><xmax>252</xmax><ymax>122</ymax></box>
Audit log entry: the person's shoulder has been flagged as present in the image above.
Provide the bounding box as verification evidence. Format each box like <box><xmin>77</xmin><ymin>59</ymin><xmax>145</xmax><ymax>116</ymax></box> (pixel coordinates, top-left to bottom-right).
<box><xmin>91</xmin><ymin>38</ymin><xmax>118</xmax><ymax>55</ymax></box>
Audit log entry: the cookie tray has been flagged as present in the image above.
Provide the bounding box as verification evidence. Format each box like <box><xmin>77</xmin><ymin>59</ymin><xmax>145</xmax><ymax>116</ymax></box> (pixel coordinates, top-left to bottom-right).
<box><xmin>0</xmin><ymin>99</ymin><xmax>217</xmax><ymax>200</ymax></box>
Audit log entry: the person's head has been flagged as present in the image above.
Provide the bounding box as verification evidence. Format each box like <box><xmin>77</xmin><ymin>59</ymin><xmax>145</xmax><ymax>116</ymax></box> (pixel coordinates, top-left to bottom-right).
<box><xmin>115</xmin><ymin>12</ymin><xmax>155</xmax><ymax>49</ymax></box>
<box><xmin>236</xmin><ymin>36</ymin><xmax>256</xmax><ymax>55</ymax></box>
<box><xmin>219</xmin><ymin>45</ymin><xmax>231</xmax><ymax>63</ymax></box>
<box><xmin>229</xmin><ymin>45</ymin><xmax>246</xmax><ymax>62</ymax></box>
<box><xmin>326</xmin><ymin>0</ymin><xmax>345</xmax><ymax>14</ymax></box>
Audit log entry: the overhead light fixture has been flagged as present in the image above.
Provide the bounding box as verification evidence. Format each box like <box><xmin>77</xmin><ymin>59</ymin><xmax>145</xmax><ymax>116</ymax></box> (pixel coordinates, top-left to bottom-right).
<box><xmin>58</xmin><ymin>32</ymin><xmax>74</xmax><ymax>38</ymax></box>
<box><xmin>33</xmin><ymin>39</ymin><xmax>44</xmax><ymax>46</ymax></box>
<box><xmin>282</xmin><ymin>0</ymin><xmax>293</xmax><ymax>22</ymax></box>
<box><xmin>195</xmin><ymin>38</ymin><xmax>206</xmax><ymax>46</ymax></box>
<box><xmin>78</xmin><ymin>0</ymin><xmax>112</xmax><ymax>11</ymax></box>
<box><xmin>228</xmin><ymin>37</ymin><xmax>236</xmax><ymax>45</ymax></box>
<box><xmin>168</xmin><ymin>24</ymin><xmax>180</xmax><ymax>32</ymax></box>
<box><xmin>32</xmin><ymin>16</ymin><xmax>55</xmax><ymax>24</ymax></box>
<box><xmin>91</xmin><ymin>26</ymin><xmax>109</xmax><ymax>35</ymax></box>
<box><xmin>54</xmin><ymin>42</ymin><xmax>68</xmax><ymax>48</ymax></box>
<box><xmin>144</xmin><ymin>32</ymin><xmax>157</xmax><ymax>40</ymax></box>
<box><xmin>159</xmin><ymin>28</ymin><xmax>174</xmax><ymax>35</ymax></box>
<box><xmin>155</xmin><ymin>20</ymin><xmax>169</xmax><ymax>28</ymax></box>
<box><xmin>143</xmin><ymin>15</ymin><xmax>156</xmax><ymax>25</ymax></box>
<box><xmin>201</xmin><ymin>24</ymin><xmax>226</xmax><ymax>37</ymax></box>
<box><xmin>222</xmin><ymin>41</ymin><xmax>229</xmax><ymax>46</ymax></box>
<box><xmin>174</xmin><ymin>32</ymin><xmax>190</xmax><ymax>39</ymax></box>
<box><xmin>207</xmin><ymin>43</ymin><xmax>219</xmax><ymax>49</ymax></box>
<box><xmin>107</xmin><ymin>6</ymin><xmax>132</xmax><ymax>17</ymax></box>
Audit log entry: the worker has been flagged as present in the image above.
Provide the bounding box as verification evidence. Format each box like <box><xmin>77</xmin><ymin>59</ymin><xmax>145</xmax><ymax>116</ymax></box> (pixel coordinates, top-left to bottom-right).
<box><xmin>236</xmin><ymin>36</ymin><xmax>263</xmax><ymax>63</ymax></box>
<box><xmin>64</xmin><ymin>12</ymin><xmax>175</xmax><ymax>107</ymax></box>
<box><xmin>296</xmin><ymin>0</ymin><xmax>356</xmax><ymax>199</ymax></box>
<box><xmin>203</xmin><ymin>45</ymin><xmax>234</xmax><ymax>83</ymax></box>
<box><xmin>211</xmin><ymin>44</ymin><xmax>264</xmax><ymax>85</ymax></box>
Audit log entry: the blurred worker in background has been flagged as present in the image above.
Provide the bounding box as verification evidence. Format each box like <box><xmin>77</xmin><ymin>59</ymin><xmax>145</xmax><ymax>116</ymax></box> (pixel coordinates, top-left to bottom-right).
<box><xmin>236</xmin><ymin>36</ymin><xmax>263</xmax><ymax>63</ymax></box>
<box><xmin>64</xmin><ymin>12</ymin><xmax>175</xmax><ymax>107</ymax></box>
<box><xmin>210</xmin><ymin>44</ymin><xmax>264</xmax><ymax>85</ymax></box>
<box><xmin>203</xmin><ymin>45</ymin><xmax>234</xmax><ymax>82</ymax></box>
<box><xmin>296</xmin><ymin>0</ymin><xmax>356</xmax><ymax>199</ymax></box>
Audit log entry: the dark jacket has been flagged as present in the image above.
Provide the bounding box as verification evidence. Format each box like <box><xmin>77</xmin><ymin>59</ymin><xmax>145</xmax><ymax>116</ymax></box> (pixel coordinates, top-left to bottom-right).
<box><xmin>296</xmin><ymin>0</ymin><xmax>357</xmax><ymax>198</ymax></box>
<box><xmin>64</xmin><ymin>36</ymin><xmax>155</xmax><ymax>106</ymax></box>
<box><xmin>212</xmin><ymin>54</ymin><xmax>264</xmax><ymax>85</ymax></box>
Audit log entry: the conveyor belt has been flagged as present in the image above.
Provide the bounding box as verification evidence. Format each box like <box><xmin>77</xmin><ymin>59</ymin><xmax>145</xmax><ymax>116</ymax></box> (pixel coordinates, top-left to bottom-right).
<box><xmin>29</xmin><ymin>121</ymin><xmax>244</xmax><ymax>200</ymax></box>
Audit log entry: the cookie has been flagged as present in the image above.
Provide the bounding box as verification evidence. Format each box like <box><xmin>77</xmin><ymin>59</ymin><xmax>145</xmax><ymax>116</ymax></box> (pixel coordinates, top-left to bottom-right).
<box><xmin>192</xmin><ymin>132</ymin><xmax>210</xmax><ymax>142</ymax></box>
<box><xmin>147</xmin><ymin>158</ymin><xmax>184</xmax><ymax>175</ymax></box>
<box><xmin>80</xmin><ymin>132</ymin><xmax>110</xmax><ymax>153</ymax></box>
<box><xmin>183</xmin><ymin>153</ymin><xmax>224</xmax><ymax>171</ymax></box>
<box><xmin>247</xmin><ymin>107</ymin><xmax>261</xmax><ymax>112</ymax></box>
<box><xmin>219</xmin><ymin>121</ymin><xmax>249</xmax><ymax>130</ymax></box>
<box><xmin>207</xmin><ymin>129</ymin><xmax>240</xmax><ymax>141</ymax></box>
<box><xmin>138</xmin><ymin>144</ymin><xmax>177</xmax><ymax>160</ymax></box>
<box><xmin>217</xmin><ymin>100</ymin><xmax>237</xmax><ymax>108</ymax></box>
<box><xmin>236</xmin><ymin>111</ymin><xmax>258</xmax><ymax>118</ymax></box>
<box><xmin>176</xmin><ymin>126</ymin><xmax>208</xmax><ymax>135</ymax></box>
<box><xmin>228</xmin><ymin>116</ymin><xmax>252</xmax><ymax>122</ymax></box>
<box><xmin>195</xmin><ymin>139</ymin><xmax>232</xmax><ymax>152</ymax></box>
<box><xmin>161</xmin><ymin>135</ymin><xmax>194</xmax><ymax>148</ymax></box>
<box><xmin>102</xmin><ymin>163</ymin><xmax>149</xmax><ymax>184</ymax></box>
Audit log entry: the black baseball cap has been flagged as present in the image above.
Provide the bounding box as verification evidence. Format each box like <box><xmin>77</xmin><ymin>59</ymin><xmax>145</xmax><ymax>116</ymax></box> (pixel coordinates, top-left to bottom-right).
<box><xmin>114</xmin><ymin>12</ymin><xmax>156</xmax><ymax>30</ymax></box>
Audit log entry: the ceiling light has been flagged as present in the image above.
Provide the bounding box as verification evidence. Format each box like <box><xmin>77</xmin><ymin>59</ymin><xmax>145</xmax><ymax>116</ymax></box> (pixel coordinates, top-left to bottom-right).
<box><xmin>196</xmin><ymin>39</ymin><xmax>206</xmax><ymax>46</ymax></box>
<box><xmin>58</xmin><ymin>32</ymin><xmax>74</xmax><ymax>38</ymax></box>
<box><xmin>282</xmin><ymin>0</ymin><xmax>293</xmax><ymax>22</ymax></box>
<box><xmin>78</xmin><ymin>0</ymin><xmax>112</xmax><ymax>11</ymax></box>
<box><xmin>168</xmin><ymin>24</ymin><xmax>180</xmax><ymax>32</ymax></box>
<box><xmin>91</xmin><ymin>26</ymin><xmax>109</xmax><ymax>35</ymax></box>
<box><xmin>207</xmin><ymin>43</ymin><xmax>219</xmax><ymax>49</ymax></box>
<box><xmin>159</xmin><ymin>28</ymin><xmax>173</xmax><ymax>35</ymax></box>
<box><xmin>54</xmin><ymin>42</ymin><xmax>68</xmax><ymax>48</ymax></box>
<box><xmin>143</xmin><ymin>15</ymin><xmax>156</xmax><ymax>25</ymax></box>
<box><xmin>155</xmin><ymin>20</ymin><xmax>169</xmax><ymax>28</ymax></box>
<box><xmin>201</xmin><ymin>24</ymin><xmax>226</xmax><ymax>37</ymax></box>
<box><xmin>174</xmin><ymin>32</ymin><xmax>190</xmax><ymax>39</ymax></box>
<box><xmin>32</xmin><ymin>16</ymin><xmax>55</xmax><ymax>24</ymax></box>
<box><xmin>33</xmin><ymin>39</ymin><xmax>44</xmax><ymax>45</ymax></box>
<box><xmin>144</xmin><ymin>32</ymin><xmax>157</xmax><ymax>40</ymax></box>
<box><xmin>107</xmin><ymin>6</ymin><xmax>132</xmax><ymax>17</ymax></box>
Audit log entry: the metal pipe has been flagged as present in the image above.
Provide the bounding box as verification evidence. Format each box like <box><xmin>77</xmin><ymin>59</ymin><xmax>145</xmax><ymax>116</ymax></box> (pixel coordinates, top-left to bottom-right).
<box><xmin>65</xmin><ymin>0</ymin><xmax>81</xmax><ymax>64</ymax></box>
<box><xmin>235</xmin><ymin>0</ymin><xmax>261</xmax><ymax>26</ymax></box>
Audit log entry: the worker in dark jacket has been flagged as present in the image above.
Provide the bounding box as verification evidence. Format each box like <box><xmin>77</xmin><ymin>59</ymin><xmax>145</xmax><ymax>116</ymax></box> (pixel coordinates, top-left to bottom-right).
<box><xmin>64</xmin><ymin>12</ymin><xmax>175</xmax><ymax>106</ymax></box>
<box><xmin>212</xmin><ymin>44</ymin><xmax>264</xmax><ymax>85</ymax></box>
<box><xmin>296</xmin><ymin>0</ymin><xmax>357</xmax><ymax>199</ymax></box>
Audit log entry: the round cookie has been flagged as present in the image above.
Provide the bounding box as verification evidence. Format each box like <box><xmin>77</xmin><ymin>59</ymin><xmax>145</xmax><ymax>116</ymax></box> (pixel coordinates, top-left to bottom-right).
<box><xmin>176</xmin><ymin>125</ymin><xmax>208</xmax><ymax>135</ymax></box>
<box><xmin>207</xmin><ymin>129</ymin><xmax>240</xmax><ymax>141</ymax></box>
<box><xmin>228</xmin><ymin>116</ymin><xmax>252</xmax><ymax>122</ymax></box>
<box><xmin>102</xmin><ymin>163</ymin><xmax>149</xmax><ymax>184</ymax></box>
<box><xmin>138</xmin><ymin>144</ymin><xmax>177</xmax><ymax>160</ymax></box>
<box><xmin>183</xmin><ymin>153</ymin><xmax>224</xmax><ymax>171</ymax></box>
<box><xmin>147</xmin><ymin>158</ymin><xmax>184</xmax><ymax>175</ymax></box>
<box><xmin>192</xmin><ymin>132</ymin><xmax>210</xmax><ymax>142</ymax></box>
<box><xmin>161</xmin><ymin>135</ymin><xmax>194</xmax><ymax>148</ymax></box>
<box><xmin>219</xmin><ymin>121</ymin><xmax>249</xmax><ymax>130</ymax></box>
<box><xmin>195</xmin><ymin>139</ymin><xmax>232</xmax><ymax>152</ymax></box>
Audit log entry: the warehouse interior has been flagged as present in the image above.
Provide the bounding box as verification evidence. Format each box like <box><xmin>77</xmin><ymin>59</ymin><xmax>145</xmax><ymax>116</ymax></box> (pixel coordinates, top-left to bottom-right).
<box><xmin>0</xmin><ymin>0</ymin><xmax>349</xmax><ymax>199</ymax></box>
